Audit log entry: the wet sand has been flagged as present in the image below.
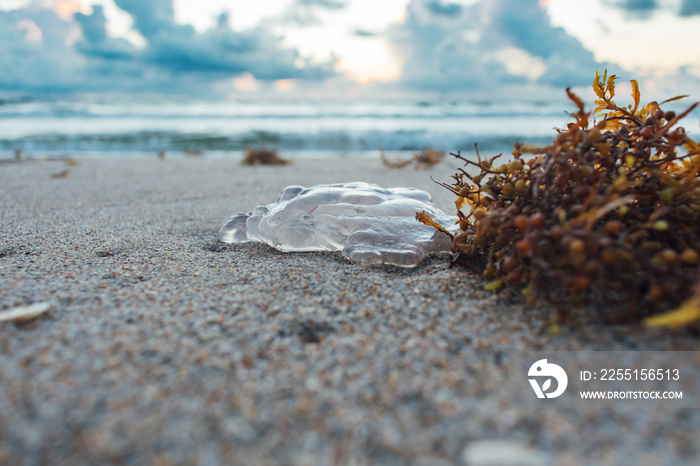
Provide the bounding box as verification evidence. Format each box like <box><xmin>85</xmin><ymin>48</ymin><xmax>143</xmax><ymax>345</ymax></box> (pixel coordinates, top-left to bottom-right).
<box><xmin>1</xmin><ymin>157</ymin><xmax>698</xmax><ymax>465</ymax></box>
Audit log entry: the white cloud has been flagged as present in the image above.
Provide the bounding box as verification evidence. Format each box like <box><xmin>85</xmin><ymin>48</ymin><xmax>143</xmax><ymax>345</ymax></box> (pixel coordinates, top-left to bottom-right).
<box><xmin>16</xmin><ymin>18</ymin><xmax>43</xmax><ymax>41</ymax></box>
<box><xmin>388</xmin><ymin>0</ymin><xmax>601</xmax><ymax>92</ymax></box>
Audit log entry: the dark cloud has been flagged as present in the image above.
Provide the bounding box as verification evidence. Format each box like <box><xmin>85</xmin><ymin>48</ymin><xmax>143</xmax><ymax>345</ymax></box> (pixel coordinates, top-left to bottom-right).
<box><xmin>618</xmin><ymin>0</ymin><xmax>658</xmax><ymax>10</ymax></box>
<box><xmin>353</xmin><ymin>28</ymin><xmax>378</xmax><ymax>37</ymax></box>
<box><xmin>279</xmin><ymin>9</ymin><xmax>321</xmax><ymax>26</ymax></box>
<box><xmin>425</xmin><ymin>1</ymin><xmax>463</xmax><ymax>18</ymax></box>
<box><xmin>112</xmin><ymin>0</ymin><xmax>176</xmax><ymax>39</ymax></box>
<box><xmin>296</xmin><ymin>0</ymin><xmax>347</xmax><ymax>9</ymax></box>
<box><xmin>0</xmin><ymin>0</ymin><xmax>335</xmax><ymax>95</ymax></box>
<box><xmin>389</xmin><ymin>2</ymin><xmax>512</xmax><ymax>91</ymax></box>
<box><xmin>113</xmin><ymin>0</ymin><xmax>335</xmax><ymax>79</ymax></box>
<box><xmin>280</xmin><ymin>0</ymin><xmax>347</xmax><ymax>26</ymax></box>
<box><xmin>390</xmin><ymin>4</ymin><xmax>500</xmax><ymax>91</ymax></box>
<box><xmin>106</xmin><ymin>0</ymin><xmax>256</xmax><ymax>74</ymax></box>
<box><xmin>679</xmin><ymin>0</ymin><xmax>700</xmax><ymax>16</ymax></box>
<box><xmin>607</xmin><ymin>0</ymin><xmax>700</xmax><ymax>18</ymax></box>
<box><xmin>74</xmin><ymin>5</ymin><xmax>135</xmax><ymax>60</ymax></box>
<box><xmin>389</xmin><ymin>0</ymin><xmax>602</xmax><ymax>92</ymax></box>
<box><xmin>606</xmin><ymin>0</ymin><xmax>658</xmax><ymax>18</ymax></box>
<box><xmin>609</xmin><ymin>0</ymin><xmax>700</xmax><ymax>19</ymax></box>
<box><xmin>488</xmin><ymin>0</ymin><xmax>600</xmax><ymax>85</ymax></box>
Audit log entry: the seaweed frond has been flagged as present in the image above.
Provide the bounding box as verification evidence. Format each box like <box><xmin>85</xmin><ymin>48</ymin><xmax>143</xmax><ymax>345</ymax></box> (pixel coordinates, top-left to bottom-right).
<box><xmin>416</xmin><ymin>211</ymin><xmax>454</xmax><ymax>240</ymax></box>
<box><xmin>381</xmin><ymin>148</ymin><xmax>445</xmax><ymax>169</ymax></box>
<box><xmin>242</xmin><ymin>147</ymin><xmax>291</xmax><ymax>166</ymax></box>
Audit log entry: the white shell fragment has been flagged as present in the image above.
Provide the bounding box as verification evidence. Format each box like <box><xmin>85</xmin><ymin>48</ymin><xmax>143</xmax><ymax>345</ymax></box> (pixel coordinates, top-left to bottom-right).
<box><xmin>218</xmin><ymin>182</ymin><xmax>458</xmax><ymax>267</ymax></box>
<box><xmin>0</xmin><ymin>302</ymin><xmax>51</xmax><ymax>323</ymax></box>
<box><xmin>462</xmin><ymin>439</ymin><xmax>551</xmax><ymax>466</ymax></box>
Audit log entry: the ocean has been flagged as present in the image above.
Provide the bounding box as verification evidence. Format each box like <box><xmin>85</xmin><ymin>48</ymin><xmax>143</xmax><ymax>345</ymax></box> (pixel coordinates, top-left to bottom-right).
<box><xmin>0</xmin><ymin>95</ymin><xmax>581</xmax><ymax>159</ymax></box>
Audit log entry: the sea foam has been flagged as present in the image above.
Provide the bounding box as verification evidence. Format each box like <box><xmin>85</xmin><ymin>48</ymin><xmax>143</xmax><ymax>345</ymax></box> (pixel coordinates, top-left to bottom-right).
<box><xmin>218</xmin><ymin>182</ymin><xmax>457</xmax><ymax>267</ymax></box>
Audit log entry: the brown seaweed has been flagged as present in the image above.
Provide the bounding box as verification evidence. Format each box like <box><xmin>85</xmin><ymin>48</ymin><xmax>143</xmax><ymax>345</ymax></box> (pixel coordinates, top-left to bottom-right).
<box><xmin>429</xmin><ymin>71</ymin><xmax>700</xmax><ymax>324</ymax></box>
<box><xmin>381</xmin><ymin>148</ymin><xmax>445</xmax><ymax>169</ymax></box>
<box><xmin>241</xmin><ymin>147</ymin><xmax>291</xmax><ymax>166</ymax></box>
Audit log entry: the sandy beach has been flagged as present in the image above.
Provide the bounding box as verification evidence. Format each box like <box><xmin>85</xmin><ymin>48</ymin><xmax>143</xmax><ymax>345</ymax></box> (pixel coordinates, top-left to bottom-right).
<box><xmin>1</xmin><ymin>157</ymin><xmax>698</xmax><ymax>465</ymax></box>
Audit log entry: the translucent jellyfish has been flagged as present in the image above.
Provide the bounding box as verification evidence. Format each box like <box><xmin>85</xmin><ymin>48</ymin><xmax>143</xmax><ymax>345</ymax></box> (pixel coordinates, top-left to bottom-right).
<box><xmin>218</xmin><ymin>182</ymin><xmax>459</xmax><ymax>267</ymax></box>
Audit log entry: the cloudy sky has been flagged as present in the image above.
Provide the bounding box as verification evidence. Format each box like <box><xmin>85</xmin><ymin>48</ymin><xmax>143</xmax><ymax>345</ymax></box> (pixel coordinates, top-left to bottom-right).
<box><xmin>2</xmin><ymin>0</ymin><xmax>700</xmax><ymax>98</ymax></box>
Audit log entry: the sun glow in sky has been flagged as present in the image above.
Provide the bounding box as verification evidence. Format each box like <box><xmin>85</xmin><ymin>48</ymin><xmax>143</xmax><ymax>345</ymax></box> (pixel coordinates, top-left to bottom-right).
<box><xmin>53</xmin><ymin>0</ymin><xmax>91</xmax><ymax>18</ymax></box>
<box><xmin>178</xmin><ymin>0</ymin><xmax>410</xmax><ymax>83</ymax></box>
